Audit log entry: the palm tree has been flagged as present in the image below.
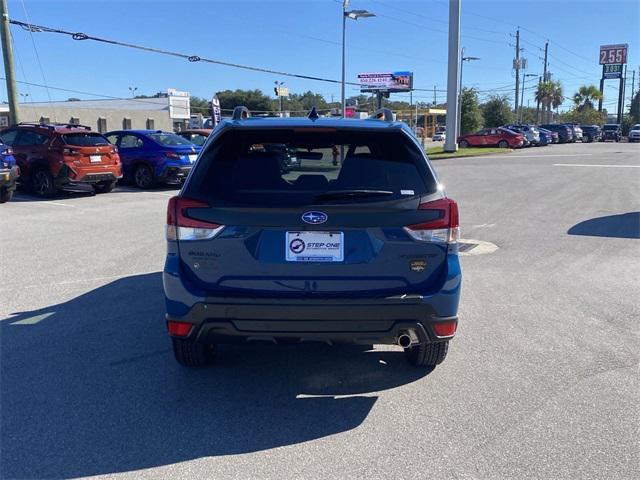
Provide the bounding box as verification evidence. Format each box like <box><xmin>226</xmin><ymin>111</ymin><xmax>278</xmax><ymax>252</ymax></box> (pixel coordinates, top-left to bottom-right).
<box><xmin>573</xmin><ymin>85</ymin><xmax>602</xmax><ymax>112</ymax></box>
<box><xmin>550</xmin><ymin>81</ymin><xmax>564</xmax><ymax>120</ymax></box>
<box><xmin>535</xmin><ymin>81</ymin><xmax>563</xmax><ymax>123</ymax></box>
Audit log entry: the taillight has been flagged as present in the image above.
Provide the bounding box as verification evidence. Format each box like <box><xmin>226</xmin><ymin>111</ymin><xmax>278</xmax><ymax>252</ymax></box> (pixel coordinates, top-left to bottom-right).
<box><xmin>4</xmin><ymin>148</ymin><xmax>13</xmax><ymax>155</ymax></box>
<box><xmin>112</xmin><ymin>146</ymin><xmax>118</xmax><ymax>154</ymax></box>
<box><xmin>404</xmin><ymin>198</ymin><xmax>460</xmax><ymax>244</ymax></box>
<box><xmin>165</xmin><ymin>151</ymin><xmax>181</xmax><ymax>159</ymax></box>
<box><xmin>167</xmin><ymin>320</ymin><xmax>193</xmax><ymax>337</ymax></box>
<box><xmin>166</xmin><ymin>196</ymin><xmax>224</xmax><ymax>241</ymax></box>
<box><xmin>433</xmin><ymin>319</ymin><xmax>457</xmax><ymax>338</ymax></box>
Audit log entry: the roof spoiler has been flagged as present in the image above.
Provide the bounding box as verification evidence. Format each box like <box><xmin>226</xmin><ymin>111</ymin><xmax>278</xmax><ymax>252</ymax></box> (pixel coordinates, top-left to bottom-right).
<box><xmin>232</xmin><ymin>106</ymin><xmax>251</xmax><ymax>120</ymax></box>
<box><xmin>368</xmin><ymin>108</ymin><xmax>394</xmax><ymax>122</ymax></box>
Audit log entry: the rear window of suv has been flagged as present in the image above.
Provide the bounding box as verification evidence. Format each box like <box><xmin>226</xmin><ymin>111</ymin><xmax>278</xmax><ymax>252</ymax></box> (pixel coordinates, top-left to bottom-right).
<box><xmin>186</xmin><ymin>128</ymin><xmax>436</xmax><ymax>207</ymax></box>
<box><xmin>62</xmin><ymin>133</ymin><xmax>110</xmax><ymax>146</ymax></box>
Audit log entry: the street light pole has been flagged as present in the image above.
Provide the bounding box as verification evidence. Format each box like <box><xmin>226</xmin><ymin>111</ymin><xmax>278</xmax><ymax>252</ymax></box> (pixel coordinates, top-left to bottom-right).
<box><xmin>340</xmin><ymin>2</ymin><xmax>374</xmax><ymax>119</ymax></box>
<box><xmin>457</xmin><ymin>49</ymin><xmax>480</xmax><ymax>141</ymax></box>
<box><xmin>128</xmin><ymin>86</ymin><xmax>138</xmax><ymax>98</ymax></box>
<box><xmin>520</xmin><ymin>74</ymin><xmax>536</xmax><ymax>122</ymax></box>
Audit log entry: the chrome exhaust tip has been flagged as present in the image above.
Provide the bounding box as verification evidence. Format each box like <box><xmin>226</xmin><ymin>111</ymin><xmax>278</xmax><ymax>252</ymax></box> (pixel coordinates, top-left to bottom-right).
<box><xmin>397</xmin><ymin>332</ymin><xmax>412</xmax><ymax>348</ymax></box>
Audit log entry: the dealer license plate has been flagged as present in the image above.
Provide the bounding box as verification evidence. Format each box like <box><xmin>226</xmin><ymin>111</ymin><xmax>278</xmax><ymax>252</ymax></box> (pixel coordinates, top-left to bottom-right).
<box><xmin>286</xmin><ymin>231</ymin><xmax>344</xmax><ymax>262</ymax></box>
<box><xmin>188</xmin><ymin>154</ymin><xmax>197</xmax><ymax>163</ymax></box>
<box><xmin>90</xmin><ymin>155</ymin><xmax>102</xmax><ymax>163</ymax></box>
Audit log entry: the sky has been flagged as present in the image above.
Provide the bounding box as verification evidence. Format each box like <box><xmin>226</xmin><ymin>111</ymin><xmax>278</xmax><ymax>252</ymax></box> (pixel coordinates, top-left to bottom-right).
<box><xmin>2</xmin><ymin>0</ymin><xmax>640</xmax><ymax>113</ymax></box>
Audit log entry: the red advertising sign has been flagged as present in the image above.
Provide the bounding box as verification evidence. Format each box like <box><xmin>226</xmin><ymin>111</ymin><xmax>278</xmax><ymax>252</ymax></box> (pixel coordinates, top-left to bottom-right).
<box><xmin>599</xmin><ymin>44</ymin><xmax>628</xmax><ymax>65</ymax></box>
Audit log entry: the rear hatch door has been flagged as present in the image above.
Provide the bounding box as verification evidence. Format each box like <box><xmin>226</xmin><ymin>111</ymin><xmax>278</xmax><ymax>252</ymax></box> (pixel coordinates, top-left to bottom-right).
<box><xmin>177</xmin><ymin>127</ymin><xmax>450</xmax><ymax>298</ymax></box>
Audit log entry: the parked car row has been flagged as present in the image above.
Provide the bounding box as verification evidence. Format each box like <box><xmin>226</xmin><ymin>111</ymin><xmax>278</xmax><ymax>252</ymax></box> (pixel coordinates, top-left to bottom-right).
<box><xmin>457</xmin><ymin>122</ymin><xmax>633</xmax><ymax>149</ymax></box>
<box><xmin>0</xmin><ymin>123</ymin><xmax>214</xmax><ymax>200</ymax></box>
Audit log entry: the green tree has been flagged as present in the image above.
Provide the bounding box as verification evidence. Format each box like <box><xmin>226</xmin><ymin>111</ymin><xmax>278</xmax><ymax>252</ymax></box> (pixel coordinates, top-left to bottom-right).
<box><xmin>481</xmin><ymin>95</ymin><xmax>514</xmax><ymax>127</ymax></box>
<box><xmin>189</xmin><ymin>96</ymin><xmax>211</xmax><ymax>115</ymax></box>
<box><xmin>460</xmin><ymin>88</ymin><xmax>483</xmax><ymax>134</ymax></box>
<box><xmin>629</xmin><ymin>91</ymin><xmax>640</xmax><ymax>123</ymax></box>
<box><xmin>573</xmin><ymin>85</ymin><xmax>603</xmax><ymax>111</ymax></box>
<box><xmin>560</xmin><ymin>107</ymin><xmax>605</xmax><ymax>125</ymax></box>
<box><xmin>215</xmin><ymin>89</ymin><xmax>276</xmax><ymax>113</ymax></box>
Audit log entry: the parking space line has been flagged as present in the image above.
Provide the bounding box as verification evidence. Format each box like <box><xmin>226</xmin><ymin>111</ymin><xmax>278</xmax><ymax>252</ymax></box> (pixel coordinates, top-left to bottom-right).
<box><xmin>553</xmin><ymin>163</ymin><xmax>640</xmax><ymax>168</ymax></box>
<box><xmin>12</xmin><ymin>198</ymin><xmax>76</xmax><ymax>207</ymax></box>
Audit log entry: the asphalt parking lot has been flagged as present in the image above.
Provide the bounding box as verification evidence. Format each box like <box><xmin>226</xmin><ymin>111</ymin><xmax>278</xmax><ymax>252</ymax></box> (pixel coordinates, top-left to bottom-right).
<box><xmin>1</xmin><ymin>142</ymin><xmax>638</xmax><ymax>479</ymax></box>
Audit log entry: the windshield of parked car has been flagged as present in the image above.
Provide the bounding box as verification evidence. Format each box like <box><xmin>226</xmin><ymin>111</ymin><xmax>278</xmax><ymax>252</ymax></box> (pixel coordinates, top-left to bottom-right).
<box><xmin>186</xmin><ymin>128</ymin><xmax>436</xmax><ymax>207</ymax></box>
<box><xmin>148</xmin><ymin>132</ymin><xmax>194</xmax><ymax>147</ymax></box>
<box><xmin>631</xmin><ymin>125</ymin><xmax>640</xmax><ymax>130</ymax></box>
<box><xmin>61</xmin><ymin>133</ymin><xmax>110</xmax><ymax>146</ymax></box>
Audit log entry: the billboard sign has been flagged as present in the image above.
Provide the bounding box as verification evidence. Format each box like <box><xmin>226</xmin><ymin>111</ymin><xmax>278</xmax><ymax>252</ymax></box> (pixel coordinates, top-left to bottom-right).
<box><xmin>599</xmin><ymin>44</ymin><xmax>628</xmax><ymax>65</ymax></box>
<box><xmin>603</xmin><ymin>63</ymin><xmax>623</xmax><ymax>79</ymax></box>
<box><xmin>358</xmin><ymin>71</ymin><xmax>413</xmax><ymax>92</ymax></box>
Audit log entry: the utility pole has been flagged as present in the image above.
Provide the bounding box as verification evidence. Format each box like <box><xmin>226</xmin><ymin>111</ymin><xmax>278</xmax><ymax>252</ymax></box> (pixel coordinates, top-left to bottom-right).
<box><xmin>443</xmin><ymin>0</ymin><xmax>460</xmax><ymax>152</ymax></box>
<box><xmin>617</xmin><ymin>64</ymin><xmax>626</xmax><ymax>124</ymax></box>
<box><xmin>598</xmin><ymin>64</ymin><xmax>605</xmax><ymax>112</ymax></box>
<box><xmin>630</xmin><ymin>70</ymin><xmax>635</xmax><ymax>106</ymax></box>
<box><xmin>536</xmin><ymin>76</ymin><xmax>542</xmax><ymax>123</ymax></box>
<box><xmin>433</xmin><ymin>85</ymin><xmax>437</xmax><ymax>105</ymax></box>
<box><xmin>0</xmin><ymin>0</ymin><xmax>19</xmax><ymax>125</ymax></box>
<box><xmin>514</xmin><ymin>28</ymin><xmax>520</xmax><ymax>116</ymax></box>
<box><xmin>537</xmin><ymin>40</ymin><xmax>548</xmax><ymax>123</ymax></box>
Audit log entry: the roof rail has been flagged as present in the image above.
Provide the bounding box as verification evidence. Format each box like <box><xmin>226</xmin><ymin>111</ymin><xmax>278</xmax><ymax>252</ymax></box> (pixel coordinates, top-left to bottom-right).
<box><xmin>307</xmin><ymin>106</ymin><xmax>319</xmax><ymax>120</ymax></box>
<box><xmin>368</xmin><ymin>108</ymin><xmax>394</xmax><ymax>122</ymax></box>
<box><xmin>17</xmin><ymin>122</ymin><xmax>92</xmax><ymax>130</ymax></box>
<box><xmin>232</xmin><ymin>106</ymin><xmax>251</xmax><ymax>120</ymax></box>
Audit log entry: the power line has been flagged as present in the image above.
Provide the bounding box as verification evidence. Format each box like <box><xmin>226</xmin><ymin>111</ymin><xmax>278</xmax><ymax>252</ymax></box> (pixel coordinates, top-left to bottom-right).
<box><xmin>9</xmin><ymin>19</ymin><xmax>364</xmax><ymax>88</ymax></box>
<box><xmin>18</xmin><ymin>0</ymin><xmax>56</xmax><ymax>120</ymax></box>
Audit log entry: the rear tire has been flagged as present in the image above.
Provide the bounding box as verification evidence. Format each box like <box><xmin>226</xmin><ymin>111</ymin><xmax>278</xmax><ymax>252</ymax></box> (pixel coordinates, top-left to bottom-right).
<box><xmin>0</xmin><ymin>187</ymin><xmax>12</xmax><ymax>203</ymax></box>
<box><xmin>404</xmin><ymin>341</ymin><xmax>449</xmax><ymax>367</ymax></box>
<box><xmin>93</xmin><ymin>180</ymin><xmax>116</xmax><ymax>194</ymax></box>
<box><xmin>459</xmin><ymin>139</ymin><xmax>469</xmax><ymax>148</ymax></box>
<box><xmin>498</xmin><ymin>140</ymin><xmax>509</xmax><ymax>148</ymax></box>
<box><xmin>171</xmin><ymin>338</ymin><xmax>216</xmax><ymax>367</ymax></box>
<box><xmin>133</xmin><ymin>164</ymin><xmax>156</xmax><ymax>189</ymax></box>
<box><xmin>31</xmin><ymin>168</ymin><xmax>57</xmax><ymax>198</ymax></box>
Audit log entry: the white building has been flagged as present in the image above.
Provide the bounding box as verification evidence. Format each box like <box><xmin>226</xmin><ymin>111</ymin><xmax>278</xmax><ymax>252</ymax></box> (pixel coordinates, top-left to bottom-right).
<box><xmin>0</xmin><ymin>89</ymin><xmax>191</xmax><ymax>132</ymax></box>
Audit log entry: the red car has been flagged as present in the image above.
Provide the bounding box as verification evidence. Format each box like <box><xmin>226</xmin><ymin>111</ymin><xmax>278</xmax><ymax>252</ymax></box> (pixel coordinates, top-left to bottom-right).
<box><xmin>458</xmin><ymin>127</ymin><xmax>524</xmax><ymax>149</ymax></box>
<box><xmin>0</xmin><ymin>123</ymin><xmax>122</xmax><ymax>197</ymax></box>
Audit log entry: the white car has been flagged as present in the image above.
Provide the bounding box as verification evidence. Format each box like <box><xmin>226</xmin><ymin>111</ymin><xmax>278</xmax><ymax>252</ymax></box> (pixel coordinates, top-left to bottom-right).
<box><xmin>629</xmin><ymin>124</ymin><xmax>640</xmax><ymax>143</ymax></box>
<box><xmin>432</xmin><ymin>132</ymin><xmax>446</xmax><ymax>142</ymax></box>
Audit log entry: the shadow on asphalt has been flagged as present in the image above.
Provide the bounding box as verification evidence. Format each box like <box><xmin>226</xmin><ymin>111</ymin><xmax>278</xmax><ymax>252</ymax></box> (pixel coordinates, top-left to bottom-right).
<box><xmin>568</xmin><ymin>212</ymin><xmax>640</xmax><ymax>239</ymax></box>
<box><xmin>1</xmin><ymin>272</ymin><xmax>431</xmax><ymax>479</ymax></box>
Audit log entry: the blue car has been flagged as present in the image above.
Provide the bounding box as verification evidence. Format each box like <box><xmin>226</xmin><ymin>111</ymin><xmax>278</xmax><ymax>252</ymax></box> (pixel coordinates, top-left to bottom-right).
<box><xmin>163</xmin><ymin>107</ymin><xmax>462</xmax><ymax>369</ymax></box>
<box><xmin>537</xmin><ymin>128</ymin><xmax>553</xmax><ymax>146</ymax></box>
<box><xmin>105</xmin><ymin>130</ymin><xmax>201</xmax><ymax>188</ymax></box>
<box><xmin>0</xmin><ymin>141</ymin><xmax>19</xmax><ymax>203</ymax></box>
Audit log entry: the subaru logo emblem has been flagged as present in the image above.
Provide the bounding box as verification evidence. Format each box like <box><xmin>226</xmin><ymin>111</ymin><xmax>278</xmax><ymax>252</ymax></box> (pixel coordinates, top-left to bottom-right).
<box><xmin>302</xmin><ymin>211</ymin><xmax>328</xmax><ymax>224</ymax></box>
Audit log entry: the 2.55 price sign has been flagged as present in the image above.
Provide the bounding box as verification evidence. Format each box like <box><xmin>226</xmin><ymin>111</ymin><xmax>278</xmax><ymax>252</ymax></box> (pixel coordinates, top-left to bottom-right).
<box><xmin>599</xmin><ymin>44</ymin><xmax>628</xmax><ymax>65</ymax></box>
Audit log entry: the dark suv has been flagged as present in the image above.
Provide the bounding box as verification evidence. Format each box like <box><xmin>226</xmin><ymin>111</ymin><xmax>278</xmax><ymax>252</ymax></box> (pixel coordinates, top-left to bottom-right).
<box><xmin>601</xmin><ymin>124</ymin><xmax>621</xmax><ymax>142</ymax></box>
<box><xmin>163</xmin><ymin>107</ymin><xmax>462</xmax><ymax>369</ymax></box>
<box><xmin>0</xmin><ymin>123</ymin><xmax>122</xmax><ymax>197</ymax></box>
<box><xmin>539</xmin><ymin>124</ymin><xmax>573</xmax><ymax>143</ymax></box>
<box><xmin>579</xmin><ymin>125</ymin><xmax>602</xmax><ymax>143</ymax></box>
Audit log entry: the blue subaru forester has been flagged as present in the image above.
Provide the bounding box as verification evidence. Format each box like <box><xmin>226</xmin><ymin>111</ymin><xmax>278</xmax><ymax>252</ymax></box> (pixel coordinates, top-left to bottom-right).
<box><xmin>163</xmin><ymin>107</ymin><xmax>461</xmax><ymax>369</ymax></box>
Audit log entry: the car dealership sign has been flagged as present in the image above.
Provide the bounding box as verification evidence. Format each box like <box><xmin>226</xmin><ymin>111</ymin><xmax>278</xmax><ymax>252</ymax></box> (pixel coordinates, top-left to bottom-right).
<box><xmin>358</xmin><ymin>72</ymin><xmax>413</xmax><ymax>92</ymax></box>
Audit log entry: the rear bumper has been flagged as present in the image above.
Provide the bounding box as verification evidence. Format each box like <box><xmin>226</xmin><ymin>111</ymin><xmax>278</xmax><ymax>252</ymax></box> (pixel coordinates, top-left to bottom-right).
<box><xmin>160</xmin><ymin>165</ymin><xmax>192</xmax><ymax>183</ymax></box>
<box><xmin>0</xmin><ymin>166</ymin><xmax>19</xmax><ymax>190</ymax></box>
<box><xmin>166</xmin><ymin>296</ymin><xmax>458</xmax><ymax>345</ymax></box>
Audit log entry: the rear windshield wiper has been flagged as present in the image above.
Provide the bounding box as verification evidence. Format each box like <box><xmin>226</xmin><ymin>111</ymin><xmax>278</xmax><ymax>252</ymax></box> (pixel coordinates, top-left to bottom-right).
<box><xmin>313</xmin><ymin>189</ymin><xmax>394</xmax><ymax>201</ymax></box>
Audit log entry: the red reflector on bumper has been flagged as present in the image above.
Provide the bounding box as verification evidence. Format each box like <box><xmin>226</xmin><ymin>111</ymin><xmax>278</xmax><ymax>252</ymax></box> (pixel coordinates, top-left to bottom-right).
<box><xmin>167</xmin><ymin>320</ymin><xmax>193</xmax><ymax>337</ymax></box>
<box><xmin>433</xmin><ymin>320</ymin><xmax>457</xmax><ymax>338</ymax></box>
